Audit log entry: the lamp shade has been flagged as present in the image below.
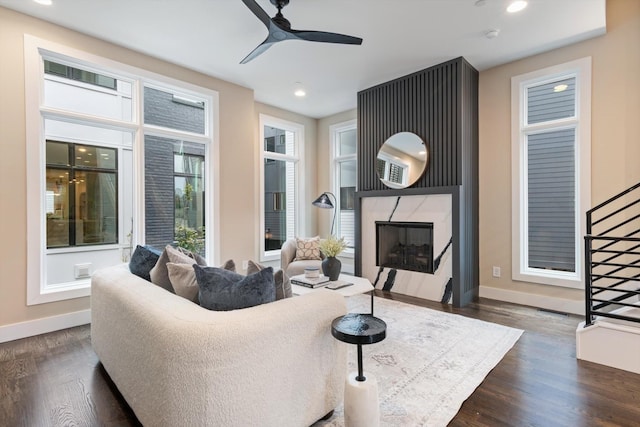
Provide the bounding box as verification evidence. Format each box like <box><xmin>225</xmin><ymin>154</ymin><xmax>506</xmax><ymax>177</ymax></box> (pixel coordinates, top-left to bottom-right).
<box><xmin>312</xmin><ymin>192</ymin><xmax>337</xmax><ymax>235</ymax></box>
<box><xmin>312</xmin><ymin>193</ymin><xmax>334</xmax><ymax>209</ymax></box>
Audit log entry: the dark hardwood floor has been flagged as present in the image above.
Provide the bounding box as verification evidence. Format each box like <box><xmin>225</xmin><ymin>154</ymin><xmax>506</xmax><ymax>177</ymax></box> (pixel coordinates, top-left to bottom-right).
<box><xmin>1</xmin><ymin>292</ymin><xmax>639</xmax><ymax>426</ymax></box>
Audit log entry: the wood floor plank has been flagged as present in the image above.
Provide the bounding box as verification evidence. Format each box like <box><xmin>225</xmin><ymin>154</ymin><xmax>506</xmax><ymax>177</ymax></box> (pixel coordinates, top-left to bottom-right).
<box><xmin>0</xmin><ymin>294</ymin><xmax>638</xmax><ymax>426</ymax></box>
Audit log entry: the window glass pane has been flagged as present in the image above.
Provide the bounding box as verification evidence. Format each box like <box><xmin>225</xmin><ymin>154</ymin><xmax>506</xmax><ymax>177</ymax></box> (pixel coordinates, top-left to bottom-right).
<box><xmin>45</xmin><ymin>141</ymin><xmax>118</xmax><ymax>248</ymax></box>
<box><xmin>46</xmin><ymin>141</ymin><xmax>69</xmax><ymax>166</ymax></box>
<box><xmin>264</xmin><ymin>127</ymin><xmax>295</xmax><ymax>156</ymax></box>
<box><xmin>527</xmin><ymin>128</ymin><xmax>576</xmax><ymax>272</ymax></box>
<box><xmin>46</xmin><ymin>168</ymin><xmax>70</xmax><ymax>248</ymax></box>
<box><xmin>264</xmin><ymin>158</ymin><xmax>295</xmax><ymax>250</ymax></box>
<box><xmin>527</xmin><ymin>77</ymin><xmax>575</xmax><ymax>125</ymax></box>
<box><xmin>389</xmin><ymin>163</ymin><xmax>404</xmax><ymax>184</ymax></box>
<box><xmin>376</xmin><ymin>158</ymin><xmax>386</xmax><ymax>178</ymax></box>
<box><xmin>339</xmin><ymin>160</ymin><xmax>356</xmax><ymax>247</ymax></box>
<box><xmin>144</xmin><ymin>87</ymin><xmax>205</xmax><ymax>134</ymax></box>
<box><xmin>174</xmin><ymin>152</ymin><xmax>205</xmax><ymax>254</ymax></box>
<box><xmin>74</xmin><ymin>145</ymin><xmax>116</xmax><ymax>169</ymax></box>
<box><xmin>144</xmin><ymin>136</ymin><xmax>206</xmax><ymax>256</ymax></box>
<box><xmin>45</xmin><ymin>60</ymin><xmax>117</xmax><ymax>90</ymax></box>
<box><xmin>74</xmin><ymin>170</ymin><xmax>118</xmax><ymax>245</ymax></box>
<box><xmin>338</xmin><ymin>128</ymin><xmax>357</xmax><ymax>156</ymax></box>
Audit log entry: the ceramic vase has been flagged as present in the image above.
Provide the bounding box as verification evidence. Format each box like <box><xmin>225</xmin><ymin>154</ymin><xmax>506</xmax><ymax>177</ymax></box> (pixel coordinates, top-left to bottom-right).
<box><xmin>322</xmin><ymin>256</ymin><xmax>341</xmax><ymax>281</ymax></box>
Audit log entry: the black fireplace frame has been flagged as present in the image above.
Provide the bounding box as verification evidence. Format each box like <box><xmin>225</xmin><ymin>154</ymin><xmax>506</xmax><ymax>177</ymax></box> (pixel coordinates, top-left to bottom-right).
<box><xmin>375</xmin><ymin>221</ymin><xmax>434</xmax><ymax>274</ymax></box>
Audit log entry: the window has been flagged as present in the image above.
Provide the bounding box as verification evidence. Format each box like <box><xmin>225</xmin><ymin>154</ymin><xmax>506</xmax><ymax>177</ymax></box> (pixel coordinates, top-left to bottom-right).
<box><xmin>376</xmin><ymin>154</ymin><xmax>408</xmax><ymax>187</ymax></box>
<box><xmin>511</xmin><ymin>57</ymin><xmax>591</xmax><ymax>288</ymax></box>
<box><xmin>44</xmin><ymin>60</ymin><xmax>117</xmax><ymax>90</ymax></box>
<box><xmin>331</xmin><ymin>120</ymin><xmax>357</xmax><ymax>251</ymax></box>
<box><xmin>46</xmin><ymin>141</ymin><xmax>118</xmax><ymax>248</ymax></box>
<box><xmin>25</xmin><ymin>36</ymin><xmax>219</xmax><ymax>304</ymax></box>
<box><xmin>143</xmin><ymin>82</ymin><xmax>210</xmax><ymax>257</ymax></box>
<box><xmin>260</xmin><ymin>115</ymin><xmax>303</xmax><ymax>259</ymax></box>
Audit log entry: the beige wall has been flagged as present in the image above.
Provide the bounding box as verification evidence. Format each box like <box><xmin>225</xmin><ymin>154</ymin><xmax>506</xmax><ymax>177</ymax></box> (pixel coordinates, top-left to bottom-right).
<box><xmin>0</xmin><ymin>7</ymin><xmax>270</xmax><ymax>328</ymax></box>
<box><xmin>478</xmin><ymin>0</ymin><xmax>640</xmax><ymax>311</ymax></box>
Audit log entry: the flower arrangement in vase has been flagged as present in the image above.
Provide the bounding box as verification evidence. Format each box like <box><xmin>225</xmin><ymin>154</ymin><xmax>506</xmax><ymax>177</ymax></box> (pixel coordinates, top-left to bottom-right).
<box><xmin>319</xmin><ymin>235</ymin><xmax>348</xmax><ymax>281</ymax></box>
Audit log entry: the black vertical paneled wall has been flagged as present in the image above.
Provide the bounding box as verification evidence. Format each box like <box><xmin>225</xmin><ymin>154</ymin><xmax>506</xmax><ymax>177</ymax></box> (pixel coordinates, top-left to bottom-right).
<box><xmin>356</xmin><ymin>57</ymin><xmax>479</xmax><ymax>306</ymax></box>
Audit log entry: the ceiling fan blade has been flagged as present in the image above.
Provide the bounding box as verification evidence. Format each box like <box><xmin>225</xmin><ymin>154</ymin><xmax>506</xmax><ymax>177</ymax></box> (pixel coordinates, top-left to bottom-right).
<box><xmin>291</xmin><ymin>30</ymin><xmax>363</xmax><ymax>45</ymax></box>
<box><xmin>240</xmin><ymin>40</ymin><xmax>276</xmax><ymax>64</ymax></box>
<box><xmin>241</xmin><ymin>0</ymin><xmax>272</xmax><ymax>28</ymax></box>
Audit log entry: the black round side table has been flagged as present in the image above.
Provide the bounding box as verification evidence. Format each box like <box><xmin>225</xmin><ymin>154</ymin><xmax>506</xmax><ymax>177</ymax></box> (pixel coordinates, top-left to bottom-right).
<box><xmin>332</xmin><ymin>313</ymin><xmax>387</xmax><ymax>426</ymax></box>
<box><xmin>331</xmin><ymin>313</ymin><xmax>387</xmax><ymax>381</ymax></box>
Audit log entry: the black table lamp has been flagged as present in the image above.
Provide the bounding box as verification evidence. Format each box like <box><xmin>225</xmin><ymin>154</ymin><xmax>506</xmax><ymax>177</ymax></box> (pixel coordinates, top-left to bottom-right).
<box><xmin>312</xmin><ymin>192</ymin><xmax>337</xmax><ymax>235</ymax></box>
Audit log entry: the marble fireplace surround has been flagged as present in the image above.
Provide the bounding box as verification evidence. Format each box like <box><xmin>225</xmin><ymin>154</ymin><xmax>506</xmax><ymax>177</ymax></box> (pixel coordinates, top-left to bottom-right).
<box><xmin>355</xmin><ymin>185</ymin><xmax>475</xmax><ymax>306</ymax></box>
<box><xmin>360</xmin><ymin>193</ymin><xmax>453</xmax><ymax>303</ymax></box>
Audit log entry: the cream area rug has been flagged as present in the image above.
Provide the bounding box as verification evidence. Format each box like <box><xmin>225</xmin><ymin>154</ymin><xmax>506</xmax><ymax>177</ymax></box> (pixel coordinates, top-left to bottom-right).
<box><xmin>315</xmin><ymin>294</ymin><xmax>523</xmax><ymax>427</ymax></box>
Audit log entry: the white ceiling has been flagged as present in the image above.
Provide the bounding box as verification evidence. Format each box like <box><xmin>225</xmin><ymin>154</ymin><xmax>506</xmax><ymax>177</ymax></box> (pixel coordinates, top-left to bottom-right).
<box><xmin>1</xmin><ymin>0</ymin><xmax>606</xmax><ymax>118</ymax></box>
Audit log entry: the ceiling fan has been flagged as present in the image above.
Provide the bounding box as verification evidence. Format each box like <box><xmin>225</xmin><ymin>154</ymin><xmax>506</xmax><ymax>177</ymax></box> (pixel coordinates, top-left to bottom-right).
<box><xmin>240</xmin><ymin>0</ymin><xmax>363</xmax><ymax>64</ymax></box>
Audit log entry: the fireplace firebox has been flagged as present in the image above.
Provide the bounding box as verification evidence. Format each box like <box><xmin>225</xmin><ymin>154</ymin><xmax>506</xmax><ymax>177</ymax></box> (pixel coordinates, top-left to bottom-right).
<box><xmin>376</xmin><ymin>221</ymin><xmax>434</xmax><ymax>274</ymax></box>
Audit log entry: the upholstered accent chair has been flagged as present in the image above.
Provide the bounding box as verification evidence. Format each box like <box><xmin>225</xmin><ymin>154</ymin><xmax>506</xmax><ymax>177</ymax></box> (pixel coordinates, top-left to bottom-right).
<box><xmin>280</xmin><ymin>238</ymin><xmax>325</xmax><ymax>278</ymax></box>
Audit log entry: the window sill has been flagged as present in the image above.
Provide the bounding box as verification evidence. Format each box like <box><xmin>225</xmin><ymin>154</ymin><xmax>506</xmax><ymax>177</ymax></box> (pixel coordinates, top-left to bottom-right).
<box><xmin>46</xmin><ymin>244</ymin><xmax>121</xmax><ymax>255</ymax></box>
<box><xmin>28</xmin><ymin>279</ymin><xmax>91</xmax><ymax>306</ymax></box>
<box><xmin>513</xmin><ymin>270</ymin><xmax>582</xmax><ymax>289</ymax></box>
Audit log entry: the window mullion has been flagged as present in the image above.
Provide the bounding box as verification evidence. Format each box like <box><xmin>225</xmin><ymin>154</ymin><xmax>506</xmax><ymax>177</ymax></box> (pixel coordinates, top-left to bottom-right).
<box><xmin>143</xmin><ymin>125</ymin><xmax>210</xmax><ymax>145</ymax></box>
<box><xmin>41</xmin><ymin>106</ymin><xmax>139</xmax><ymax>132</ymax></box>
<box><xmin>264</xmin><ymin>151</ymin><xmax>298</xmax><ymax>162</ymax></box>
<box><xmin>522</xmin><ymin>118</ymin><xmax>578</xmax><ymax>134</ymax></box>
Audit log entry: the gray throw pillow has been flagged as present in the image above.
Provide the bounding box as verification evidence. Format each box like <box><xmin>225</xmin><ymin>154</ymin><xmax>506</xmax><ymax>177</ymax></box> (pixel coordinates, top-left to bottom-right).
<box><xmin>247</xmin><ymin>260</ymin><xmax>291</xmax><ymax>300</ymax></box>
<box><xmin>150</xmin><ymin>245</ymin><xmax>208</xmax><ymax>293</ymax></box>
<box><xmin>194</xmin><ymin>264</ymin><xmax>276</xmax><ymax>311</ymax></box>
<box><xmin>129</xmin><ymin>245</ymin><xmax>161</xmax><ymax>282</ymax></box>
<box><xmin>168</xmin><ymin>259</ymin><xmax>236</xmax><ymax>303</ymax></box>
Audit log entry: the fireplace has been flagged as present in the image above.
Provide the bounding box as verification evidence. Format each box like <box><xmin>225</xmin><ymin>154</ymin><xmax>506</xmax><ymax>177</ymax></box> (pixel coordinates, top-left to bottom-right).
<box><xmin>376</xmin><ymin>221</ymin><xmax>434</xmax><ymax>274</ymax></box>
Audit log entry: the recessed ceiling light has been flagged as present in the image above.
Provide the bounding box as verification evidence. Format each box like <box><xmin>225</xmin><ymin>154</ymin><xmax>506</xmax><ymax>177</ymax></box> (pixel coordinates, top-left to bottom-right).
<box><xmin>507</xmin><ymin>1</ymin><xmax>528</xmax><ymax>13</ymax></box>
<box><xmin>294</xmin><ymin>82</ymin><xmax>306</xmax><ymax>97</ymax></box>
<box><xmin>554</xmin><ymin>84</ymin><xmax>568</xmax><ymax>92</ymax></box>
<box><xmin>34</xmin><ymin>0</ymin><xmax>53</xmax><ymax>5</ymax></box>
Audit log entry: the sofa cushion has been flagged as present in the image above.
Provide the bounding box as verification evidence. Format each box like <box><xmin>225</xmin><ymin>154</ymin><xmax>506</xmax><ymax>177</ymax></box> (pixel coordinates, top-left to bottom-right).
<box><xmin>129</xmin><ymin>245</ymin><xmax>162</xmax><ymax>282</ymax></box>
<box><xmin>150</xmin><ymin>245</ymin><xmax>209</xmax><ymax>293</ymax></box>
<box><xmin>247</xmin><ymin>260</ymin><xmax>291</xmax><ymax>300</ymax></box>
<box><xmin>294</xmin><ymin>236</ymin><xmax>322</xmax><ymax>260</ymax></box>
<box><xmin>168</xmin><ymin>259</ymin><xmax>236</xmax><ymax>303</ymax></box>
<box><xmin>194</xmin><ymin>264</ymin><xmax>276</xmax><ymax>311</ymax></box>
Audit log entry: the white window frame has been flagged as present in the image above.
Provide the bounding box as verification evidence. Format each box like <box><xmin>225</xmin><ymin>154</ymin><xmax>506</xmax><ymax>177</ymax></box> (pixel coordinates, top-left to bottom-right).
<box><xmin>330</xmin><ymin>119</ymin><xmax>357</xmax><ymax>257</ymax></box>
<box><xmin>377</xmin><ymin>152</ymin><xmax>409</xmax><ymax>188</ymax></box>
<box><xmin>25</xmin><ymin>35</ymin><xmax>220</xmax><ymax>304</ymax></box>
<box><xmin>511</xmin><ymin>57</ymin><xmax>591</xmax><ymax>289</ymax></box>
<box><xmin>259</xmin><ymin>114</ymin><xmax>304</xmax><ymax>262</ymax></box>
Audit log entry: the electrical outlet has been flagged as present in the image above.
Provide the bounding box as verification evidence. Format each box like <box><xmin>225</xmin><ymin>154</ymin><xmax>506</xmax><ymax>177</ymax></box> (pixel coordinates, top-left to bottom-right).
<box><xmin>492</xmin><ymin>266</ymin><xmax>501</xmax><ymax>278</ymax></box>
<box><xmin>242</xmin><ymin>260</ymin><xmax>249</xmax><ymax>270</ymax></box>
<box><xmin>75</xmin><ymin>263</ymin><xmax>92</xmax><ymax>279</ymax></box>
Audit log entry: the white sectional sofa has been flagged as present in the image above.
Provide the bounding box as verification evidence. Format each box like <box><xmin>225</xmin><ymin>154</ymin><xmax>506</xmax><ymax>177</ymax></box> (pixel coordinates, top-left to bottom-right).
<box><xmin>91</xmin><ymin>264</ymin><xmax>347</xmax><ymax>426</ymax></box>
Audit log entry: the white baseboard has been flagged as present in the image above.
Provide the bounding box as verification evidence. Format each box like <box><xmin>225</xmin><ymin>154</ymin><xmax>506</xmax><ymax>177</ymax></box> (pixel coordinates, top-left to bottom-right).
<box><xmin>0</xmin><ymin>309</ymin><xmax>91</xmax><ymax>344</ymax></box>
<box><xmin>480</xmin><ymin>286</ymin><xmax>584</xmax><ymax>315</ymax></box>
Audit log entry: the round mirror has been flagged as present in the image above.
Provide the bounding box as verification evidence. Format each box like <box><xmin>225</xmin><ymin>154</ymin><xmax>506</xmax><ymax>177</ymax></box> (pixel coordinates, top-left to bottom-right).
<box><xmin>376</xmin><ymin>132</ymin><xmax>428</xmax><ymax>189</ymax></box>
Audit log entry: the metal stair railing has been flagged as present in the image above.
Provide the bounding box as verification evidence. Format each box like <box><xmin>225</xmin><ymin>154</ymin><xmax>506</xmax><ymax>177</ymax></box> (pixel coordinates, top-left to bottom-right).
<box><xmin>584</xmin><ymin>181</ymin><xmax>640</xmax><ymax>326</ymax></box>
